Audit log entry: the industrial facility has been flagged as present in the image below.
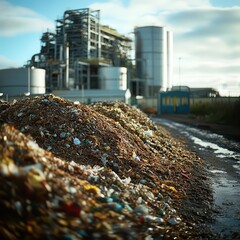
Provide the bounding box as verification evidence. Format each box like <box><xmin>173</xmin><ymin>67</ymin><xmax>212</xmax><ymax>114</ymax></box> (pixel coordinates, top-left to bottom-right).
<box><xmin>0</xmin><ymin>8</ymin><xmax>173</xmax><ymax>105</ymax></box>
<box><xmin>30</xmin><ymin>8</ymin><xmax>131</xmax><ymax>92</ymax></box>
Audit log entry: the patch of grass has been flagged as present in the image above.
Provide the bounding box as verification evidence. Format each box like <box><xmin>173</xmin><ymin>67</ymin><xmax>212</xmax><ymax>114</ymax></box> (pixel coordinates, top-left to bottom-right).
<box><xmin>190</xmin><ymin>99</ymin><xmax>240</xmax><ymax>127</ymax></box>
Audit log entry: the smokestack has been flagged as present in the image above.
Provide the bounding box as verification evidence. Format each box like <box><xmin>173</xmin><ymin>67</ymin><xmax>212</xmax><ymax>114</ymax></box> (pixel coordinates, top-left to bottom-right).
<box><xmin>65</xmin><ymin>42</ymin><xmax>69</xmax><ymax>89</ymax></box>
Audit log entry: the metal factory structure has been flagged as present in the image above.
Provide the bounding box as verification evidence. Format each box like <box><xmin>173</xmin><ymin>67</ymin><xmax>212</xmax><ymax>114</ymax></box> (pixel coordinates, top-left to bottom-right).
<box><xmin>29</xmin><ymin>8</ymin><xmax>132</xmax><ymax>93</ymax></box>
<box><xmin>134</xmin><ymin>26</ymin><xmax>173</xmax><ymax>97</ymax></box>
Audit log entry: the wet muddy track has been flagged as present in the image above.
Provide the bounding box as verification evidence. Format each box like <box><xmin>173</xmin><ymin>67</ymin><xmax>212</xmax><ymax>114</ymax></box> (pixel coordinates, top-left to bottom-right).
<box><xmin>153</xmin><ymin>117</ymin><xmax>240</xmax><ymax>239</ymax></box>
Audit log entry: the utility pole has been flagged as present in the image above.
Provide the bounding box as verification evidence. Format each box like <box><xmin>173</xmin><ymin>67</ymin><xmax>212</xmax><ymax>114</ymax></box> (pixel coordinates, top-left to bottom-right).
<box><xmin>178</xmin><ymin>57</ymin><xmax>182</xmax><ymax>90</ymax></box>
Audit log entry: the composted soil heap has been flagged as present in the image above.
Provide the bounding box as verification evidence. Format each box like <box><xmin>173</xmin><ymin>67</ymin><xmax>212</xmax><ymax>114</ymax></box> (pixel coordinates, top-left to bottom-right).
<box><xmin>0</xmin><ymin>95</ymin><xmax>212</xmax><ymax>239</ymax></box>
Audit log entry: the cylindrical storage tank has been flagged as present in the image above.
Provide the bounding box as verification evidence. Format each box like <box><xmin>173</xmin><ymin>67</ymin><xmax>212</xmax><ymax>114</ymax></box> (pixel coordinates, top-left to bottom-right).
<box><xmin>31</xmin><ymin>68</ymin><xmax>46</xmax><ymax>94</ymax></box>
<box><xmin>0</xmin><ymin>67</ymin><xmax>46</xmax><ymax>97</ymax></box>
<box><xmin>135</xmin><ymin>26</ymin><xmax>173</xmax><ymax>95</ymax></box>
<box><xmin>99</xmin><ymin>67</ymin><xmax>127</xmax><ymax>90</ymax></box>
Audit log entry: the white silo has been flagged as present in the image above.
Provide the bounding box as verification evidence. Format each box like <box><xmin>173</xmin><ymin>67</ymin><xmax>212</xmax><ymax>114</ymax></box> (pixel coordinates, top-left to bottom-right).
<box><xmin>99</xmin><ymin>67</ymin><xmax>127</xmax><ymax>90</ymax></box>
<box><xmin>31</xmin><ymin>68</ymin><xmax>46</xmax><ymax>94</ymax></box>
<box><xmin>134</xmin><ymin>26</ymin><xmax>173</xmax><ymax>96</ymax></box>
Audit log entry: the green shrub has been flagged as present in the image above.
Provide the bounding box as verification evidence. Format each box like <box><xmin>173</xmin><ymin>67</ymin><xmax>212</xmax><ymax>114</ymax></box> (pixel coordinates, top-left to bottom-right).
<box><xmin>190</xmin><ymin>99</ymin><xmax>240</xmax><ymax>127</ymax></box>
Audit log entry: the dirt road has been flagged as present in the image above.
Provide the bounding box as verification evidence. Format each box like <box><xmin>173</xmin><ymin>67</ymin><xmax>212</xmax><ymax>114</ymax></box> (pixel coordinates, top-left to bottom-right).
<box><xmin>153</xmin><ymin>116</ymin><xmax>240</xmax><ymax>239</ymax></box>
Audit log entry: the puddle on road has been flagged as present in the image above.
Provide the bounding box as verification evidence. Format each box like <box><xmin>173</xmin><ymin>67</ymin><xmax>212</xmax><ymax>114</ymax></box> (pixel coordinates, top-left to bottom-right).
<box><xmin>210</xmin><ymin>172</ymin><xmax>240</xmax><ymax>237</ymax></box>
<box><xmin>189</xmin><ymin>135</ymin><xmax>239</xmax><ymax>160</ymax></box>
<box><xmin>233</xmin><ymin>161</ymin><xmax>240</xmax><ymax>175</ymax></box>
<box><xmin>210</xmin><ymin>169</ymin><xmax>226</xmax><ymax>174</ymax></box>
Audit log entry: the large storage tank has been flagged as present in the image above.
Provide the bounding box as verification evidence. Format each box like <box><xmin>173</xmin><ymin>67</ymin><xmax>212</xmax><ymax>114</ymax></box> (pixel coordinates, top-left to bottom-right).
<box><xmin>134</xmin><ymin>26</ymin><xmax>173</xmax><ymax>96</ymax></box>
<box><xmin>0</xmin><ymin>67</ymin><xmax>46</xmax><ymax>97</ymax></box>
<box><xmin>99</xmin><ymin>67</ymin><xmax>127</xmax><ymax>90</ymax></box>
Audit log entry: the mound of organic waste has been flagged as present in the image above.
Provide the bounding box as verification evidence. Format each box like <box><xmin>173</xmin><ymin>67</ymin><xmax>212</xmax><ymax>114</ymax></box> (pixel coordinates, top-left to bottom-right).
<box><xmin>0</xmin><ymin>95</ymin><xmax>212</xmax><ymax>239</ymax></box>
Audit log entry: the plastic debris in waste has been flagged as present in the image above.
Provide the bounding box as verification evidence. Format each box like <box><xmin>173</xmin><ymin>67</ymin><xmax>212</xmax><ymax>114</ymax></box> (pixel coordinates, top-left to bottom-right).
<box><xmin>73</xmin><ymin>137</ymin><xmax>81</xmax><ymax>145</ymax></box>
<box><xmin>132</xmin><ymin>152</ymin><xmax>140</xmax><ymax>161</ymax></box>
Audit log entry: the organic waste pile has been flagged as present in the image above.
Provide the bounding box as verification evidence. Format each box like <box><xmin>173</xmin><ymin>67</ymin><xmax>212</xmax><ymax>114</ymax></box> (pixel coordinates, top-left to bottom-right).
<box><xmin>0</xmin><ymin>95</ymin><xmax>213</xmax><ymax>240</ymax></box>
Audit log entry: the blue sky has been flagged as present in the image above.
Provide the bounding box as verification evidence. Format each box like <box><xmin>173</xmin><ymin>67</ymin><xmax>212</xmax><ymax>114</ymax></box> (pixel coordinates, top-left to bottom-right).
<box><xmin>0</xmin><ymin>0</ymin><xmax>240</xmax><ymax>96</ymax></box>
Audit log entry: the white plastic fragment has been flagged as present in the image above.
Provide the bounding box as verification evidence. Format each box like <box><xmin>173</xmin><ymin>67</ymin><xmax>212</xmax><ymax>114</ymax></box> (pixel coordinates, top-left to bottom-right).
<box><xmin>168</xmin><ymin>216</ymin><xmax>181</xmax><ymax>225</ymax></box>
<box><xmin>69</xmin><ymin>160</ymin><xmax>77</xmax><ymax>167</ymax></box>
<box><xmin>66</xmin><ymin>186</ymin><xmax>77</xmax><ymax>194</ymax></box>
<box><xmin>136</xmin><ymin>197</ymin><xmax>142</xmax><ymax>204</ymax></box>
<box><xmin>17</xmin><ymin>112</ymin><xmax>23</xmax><ymax>117</ymax></box>
<box><xmin>144</xmin><ymin>215</ymin><xmax>164</xmax><ymax>224</ymax></box>
<box><xmin>0</xmin><ymin>162</ymin><xmax>19</xmax><ymax>176</ymax></box>
<box><xmin>122</xmin><ymin>177</ymin><xmax>131</xmax><ymax>185</ymax></box>
<box><xmin>27</xmin><ymin>140</ymin><xmax>40</xmax><ymax>150</ymax></box>
<box><xmin>23</xmin><ymin>163</ymin><xmax>42</xmax><ymax>172</ymax></box>
<box><xmin>143</xmin><ymin>130</ymin><xmax>153</xmax><ymax>137</ymax></box>
<box><xmin>68</xmin><ymin>164</ymin><xmax>74</xmax><ymax>173</ymax></box>
<box><xmin>134</xmin><ymin>204</ymin><xmax>149</xmax><ymax>215</ymax></box>
<box><xmin>133</xmin><ymin>152</ymin><xmax>140</xmax><ymax>161</ymax></box>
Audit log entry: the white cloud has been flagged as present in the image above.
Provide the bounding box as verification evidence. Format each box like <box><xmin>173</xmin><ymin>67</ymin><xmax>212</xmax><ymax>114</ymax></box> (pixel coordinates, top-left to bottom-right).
<box><xmin>0</xmin><ymin>55</ymin><xmax>19</xmax><ymax>69</ymax></box>
<box><xmin>90</xmin><ymin>0</ymin><xmax>212</xmax><ymax>33</ymax></box>
<box><xmin>168</xmin><ymin>7</ymin><xmax>240</xmax><ymax>94</ymax></box>
<box><xmin>0</xmin><ymin>0</ymin><xmax>54</xmax><ymax>36</ymax></box>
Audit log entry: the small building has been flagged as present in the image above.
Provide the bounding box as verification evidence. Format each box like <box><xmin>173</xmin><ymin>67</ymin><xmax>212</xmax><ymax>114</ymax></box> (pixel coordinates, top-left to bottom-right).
<box><xmin>158</xmin><ymin>90</ymin><xmax>190</xmax><ymax>114</ymax></box>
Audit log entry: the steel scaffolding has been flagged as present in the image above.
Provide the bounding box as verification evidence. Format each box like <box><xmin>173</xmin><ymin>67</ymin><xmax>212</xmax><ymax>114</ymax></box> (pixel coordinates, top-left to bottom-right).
<box><xmin>30</xmin><ymin>8</ymin><xmax>131</xmax><ymax>92</ymax></box>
